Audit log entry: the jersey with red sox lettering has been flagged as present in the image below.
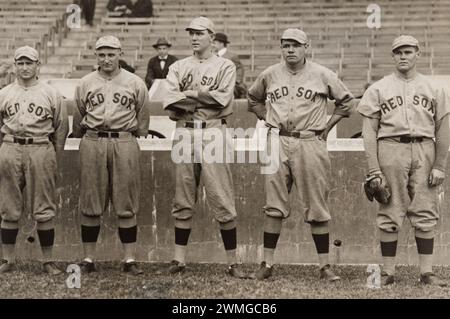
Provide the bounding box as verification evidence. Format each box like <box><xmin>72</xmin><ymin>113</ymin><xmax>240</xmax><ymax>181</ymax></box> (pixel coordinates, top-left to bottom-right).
<box><xmin>164</xmin><ymin>54</ymin><xmax>236</xmax><ymax>121</ymax></box>
<box><xmin>248</xmin><ymin>60</ymin><xmax>354</xmax><ymax>221</ymax></box>
<box><xmin>357</xmin><ymin>72</ymin><xmax>450</xmax><ymax>232</ymax></box>
<box><xmin>0</xmin><ymin>81</ymin><xmax>68</xmax><ymax>223</ymax></box>
<box><xmin>73</xmin><ymin>68</ymin><xmax>150</xmax><ymax>219</ymax></box>
<box><xmin>163</xmin><ymin>54</ymin><xmax>238</xmax><ymax>223</ymax></box>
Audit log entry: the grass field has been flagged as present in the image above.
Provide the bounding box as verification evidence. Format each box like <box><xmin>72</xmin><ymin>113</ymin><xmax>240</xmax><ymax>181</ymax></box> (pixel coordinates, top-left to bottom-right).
<box><xmin>1</xmin><ymin>261</ymin><xmax>450</xmax><ymax>299</ymax></box>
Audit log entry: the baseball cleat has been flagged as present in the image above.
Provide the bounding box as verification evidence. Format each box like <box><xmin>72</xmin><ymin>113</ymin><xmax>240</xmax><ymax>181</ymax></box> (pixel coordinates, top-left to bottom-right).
<box><xmin>168</xmin><ymin>260</ymin><xmax>186</xmax><ymax>274</ymax></box>
<box><xmin>250</xmin><ymin>261</ymin><xmax>273</xmax><ymax>280</ymax></box>
<box><xmin>79</xmin><ymin>260</ymin><xmax>97</xmax><ymax>273</ymax></box>
<box><xmin>227</xmin><ymin>264</ymin><xmax>248</xmax><ymax>279</ymax></box>
<box><xmin>0</xmin><ymin>260</ymin><xmax>14</xmax><ymax>274</ymax></box>
<box><xmin>122</xmin><ymin>261</ymin><xmax>143</xmax><ymax>275</ymax></box>
<box><xmin>380</xmin><ymin>271</ymin><xmax>395</xmax><ymax>286</ymax></box>
<box><xmin>43</xmin><ymin>262</ymin><xmax>63</xmax><ymax>275</ymax></box>
<box><xmin>419</xmin><ymin>273</ymin><xmax>447</xmax><ymax>287</ymax></box>
<box><xmin>319</xmin><ymin>264</ymin><xmax>341</xmax><ymax>282</ymax></box>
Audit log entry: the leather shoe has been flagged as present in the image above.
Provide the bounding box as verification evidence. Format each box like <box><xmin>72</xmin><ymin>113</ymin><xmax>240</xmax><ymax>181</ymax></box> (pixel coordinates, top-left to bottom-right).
<box><xmin>122</xmin><ymin>261</ymin><xmax>143</xmax><ymax>275</ymax></box>
<box><xmin>419</xmin><ymin>273</ymin><xmax>447</xmax><ymax>287</ymax></box>
<box><xmin>79</xmin><ymin>260</ymin><xmax>97</xmax><ymax>273</ymax></box>
<box><xmin>168</xmin><ymin>260</ymin><xmax>186</xmax><ymax>274</ymax></box>
<box><xmin>0</xmin><ymin>260</ymin><xmax>14</xmax><ymax>274</ymax></box>
<box><xmin>43</xmin><ymin>262</ymin><xmax>63</xmax><ymax>275</ymax></box>
<box><xmin>250</xmin><ymin>261</ymin><xmax>273</xmax><ymax>280</ymax></box>
<box><xmin>380</xmin><ymin>271</ymin><xmax>395</xmax><ymax>286</ymax></box>
<box><xmin>319</xmin><ymin>264</ymin><xmax>341</xmax><ymax>282</ymax></box>
<box><xmin>227</xmin><ymin>264</ymin><xmax>248</xmax><ymax>278</ymax></box>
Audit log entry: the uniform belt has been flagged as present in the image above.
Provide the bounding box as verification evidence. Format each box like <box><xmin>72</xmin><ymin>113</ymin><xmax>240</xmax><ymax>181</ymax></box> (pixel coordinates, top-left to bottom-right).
<box><xmin>184</xmin><ymin>119</ymin><xmax>227</xmax><ymax>129</ymax></box>
<box><xmin>278</xmin><ymin>129</ymin><xmax>321</xmax><ymax>139</ymax></box>
<box><xmin>381</xmin><ymin>136</ymin><xmax>424</xmax><ymax>143</ymax></box>
<box><xmin>86</xmin><ymin>130</ymin><xmax>132</xmax><ymax>138</ymax></box>
<box><xmin>3</xmin><ymin>135</ymin><xmax>50</xmax><ymax>145</ymax></box>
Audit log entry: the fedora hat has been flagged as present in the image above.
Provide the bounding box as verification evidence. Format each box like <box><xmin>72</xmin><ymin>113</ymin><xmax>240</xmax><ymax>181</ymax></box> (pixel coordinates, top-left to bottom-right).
<box><xmin>214</xmin><ymin>33</ymin><xmax>229</xmax><ymax>44</ymax></box>
<box><xmin>153</xmin><ymin>38</ymin><xmax>172</xmax><ymax>48</ymax></box>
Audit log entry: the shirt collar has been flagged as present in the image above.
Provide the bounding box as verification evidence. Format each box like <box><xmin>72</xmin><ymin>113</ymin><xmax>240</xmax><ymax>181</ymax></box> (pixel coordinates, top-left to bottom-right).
<box><xmin>217</xmin><ymin>48</ymin><xmax>227</xmax><ymax>57</ymax></box>
<box><xmin>283</xmin><ymin>59</ymin><xmax>308</xmax><ymax>75</ymax></box>
<box><xmin>393</xmin><ymin>70</ymin><xmax>417</xmax><ymax>82</ymax></box>
<box><xmin>15</xmin><ymin>79</ymin><xmax>39</xmax><ymax>89</ymax></box>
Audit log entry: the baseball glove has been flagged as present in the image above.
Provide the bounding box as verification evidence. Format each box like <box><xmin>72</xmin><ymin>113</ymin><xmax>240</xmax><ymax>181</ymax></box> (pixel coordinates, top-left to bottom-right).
<box><xmin>364</xmin><ymin>173</ymin><xmax>391</xmax><ymax>204</ymax></box>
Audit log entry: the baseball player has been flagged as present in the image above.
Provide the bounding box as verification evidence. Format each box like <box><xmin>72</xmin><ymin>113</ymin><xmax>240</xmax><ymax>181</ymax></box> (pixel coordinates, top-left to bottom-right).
<box><xmin>247</xmin><ymin>28</ymin><xmax>354</xmax><ymax>281</ymax></box>
<box><xmin>0</xmin><ymin>46</ymin><xmax>68</xmax><ymax>274</ymax></box>
<box><xmin>73</xmin><ymin>35</ymin><xmax>150</xmax><ymax>275</ymax></box>
<box><xmin>358</xmin><ymin>35</ymin><xmax>450</xmax><ymax>286</ymax></box>
<box><xmin>163</xmin><ymin>16</ymin><xmax>246</xmax><ymax>278</ymax></box>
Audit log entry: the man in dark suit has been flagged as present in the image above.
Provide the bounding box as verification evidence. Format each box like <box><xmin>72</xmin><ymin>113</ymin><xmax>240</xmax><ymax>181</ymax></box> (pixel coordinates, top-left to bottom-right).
<box><xmin>78</xmin><ymin>0</ymin><xmax>96</xmax><ymax>27</ymax></box>
<box><xmin>144</xmin><ymin>38</ymin><xmax>178</xmax><ymax>89</ymax></box>
<box><xmin>212</xmin><ymin>33</ymin><xmax>247</xmax><ymax>98</ymax></box>
<box><xmin>106</xmin><ymin>0</ymin><xmax>153</xmax><ymax>18</ymax></box>
<box><xmin>129</xmin><ymin>0</ymin><xmax>153</xmax><ymax>17</ymax></box>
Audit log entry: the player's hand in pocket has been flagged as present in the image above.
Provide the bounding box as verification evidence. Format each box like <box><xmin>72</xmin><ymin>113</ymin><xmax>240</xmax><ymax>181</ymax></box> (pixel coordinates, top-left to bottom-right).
<box><xmin>318</xmin><ymin>129</ymin><xmax>329</xmax><ymax>141</ymax></box>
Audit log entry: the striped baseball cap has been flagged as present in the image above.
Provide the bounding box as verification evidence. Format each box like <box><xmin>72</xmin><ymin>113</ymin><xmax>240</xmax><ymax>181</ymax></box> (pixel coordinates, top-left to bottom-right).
<box><xmin>392</xmin><ymin>35</ymin><xmax>420</xmax><ymax>52</ymax></box>
<box><xmin>95</xmin><ymin>35</ymin><xmax>122</xmax><ymax>50</ymax></box>
<box><xmin>14</xmin><ymin>46</ymin><xmax>39</xmax><ymax>61</ymax></box>
<box><xmin>186</xmin><ymin>16</ymin><xmax>215</xmax><ymax>33</ymax></box>
<box><xmin>281</xmin><ymin>28</ymin><xmax>308</xmax><ymax>44</ymax></box>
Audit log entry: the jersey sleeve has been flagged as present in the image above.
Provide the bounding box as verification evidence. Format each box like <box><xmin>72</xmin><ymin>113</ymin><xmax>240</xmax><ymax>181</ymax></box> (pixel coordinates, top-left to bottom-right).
<box><xmin>0</xmin><ymin>101</ymin><xmax>4</xmax><ymax>146</ymax></box>
<box><xmin>52</xmin><ymin>92</ymin><xmax>69</xmax><ymax>151</ymax></box>
<box><xmin>163</xmin><ymin>62</ymin><xmax>190</xmax><ymax>109</ymax></box>
<box><xmin>135</xmin><ymin>79</ymin><xmax>150</xmax><ymax>137</ymax></box>
<box><xmin>247</xmin><ymin>71</ymin><xmax>268</xmax><ymax>120</ymax></box>
<box><xmin>357</xmin><ymin>85</ymin><xmax>381</xmax><ymax>119</ymax></box>
<box><xmin>196</xmin><ymin>61</ymin><xmax>236</xmax><ymax>108</ymax></box>
<box><xmin>72</xmin><ymin>82</ymin><xmax>87</xmax><ymax>138</ymax></box>
<box><xmin>228</xmin><ymin>54</ymin><xmax>244</xmax><ymax>84</ymax></box>
<box><xmin>434</xmin><ymin>87</ymin><xmax>450</xmax><ymax>122</ymax></box>
<box><xmin>327</xmin><ymin>73</ymin><xmax>355</xmax><ymax>117</ymax></box>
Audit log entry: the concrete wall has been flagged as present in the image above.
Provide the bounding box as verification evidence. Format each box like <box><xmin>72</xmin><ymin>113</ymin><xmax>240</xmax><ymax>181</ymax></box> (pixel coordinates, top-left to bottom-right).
<box><xmin>5</xmin><ymin>98</ymin><xmax>450</xmax><ymax>265</ymax></box>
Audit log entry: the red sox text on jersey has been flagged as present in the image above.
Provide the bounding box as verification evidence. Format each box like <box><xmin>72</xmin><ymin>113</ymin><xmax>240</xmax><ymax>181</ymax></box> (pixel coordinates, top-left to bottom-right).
<box><xmin>266</xmin><ymin>86</ymin><xmax>323</xmax><ymax>104</ymax></box>
<box><xmin>358</xmin><ymin>73</ymin><xmax>447</xmax><ymax>139</ymax></box>
<box><xmin>73</xmin><ymin>70</ymin><xmax>149</xmax><ymax>135</ymax></box>
<box><xmin>378</xmin><ymin>94</ymin><xmax>435</xmax><ymax>115</ymax></box>
<box><xmin>4</xmin><ymin>102</ymin><xmax>53</xmax><ymax>120</ymax></box>
<box><xmin>81</xmin><ymin>91</ymin><xmax>135</xmax><ymax>111</ymax></box>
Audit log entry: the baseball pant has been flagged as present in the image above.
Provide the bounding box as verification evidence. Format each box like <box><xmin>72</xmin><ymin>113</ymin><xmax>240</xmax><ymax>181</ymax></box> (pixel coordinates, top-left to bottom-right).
<box><xmin>377</xmin><ymin>138</ymin><xmax>439</xmax><ymax>232</ymax></box>
<box><xmin>264</xmin><ymin>131</ymin><xmax>331</xmax><ymax>222</ymax></box>
<box><xmin>171</xmin><ymin>120</ymin><xmax>237</xmax><ymax>223</ymax></box>
<box><xmin>78</xmin><ymin>131</ymin><xmax>141</xmax><ymax>218</ymax></box>
<box><xmin>0</xmin><ymin>138</ymin><xmax>56</xmax><ymax>223</ymax></box>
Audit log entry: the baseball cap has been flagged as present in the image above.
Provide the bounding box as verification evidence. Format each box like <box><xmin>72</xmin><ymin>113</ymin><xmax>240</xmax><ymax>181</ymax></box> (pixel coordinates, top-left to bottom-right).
<box><xmin>392</xmin><ymin>35</ymin><xmax>419</xmax><ymax>52</ymax></box>
<box><xmin>14</xmin><ymin>46</ymin><xmax>39</xmax><ymax>61</ymax></box>
<box><xmin>281</xmin><ymin>28</ymin><xmax>308</xmax><ymax>45</ymax></box>
<box><xmin>186</xmin><ymin>16</ymin><xmax>215</xmax><ymax>33</ymax></box>
<box><xmin>95</xmin><ymin>35</ymin><xmax>122</xmax><ymax>50</ymax></box>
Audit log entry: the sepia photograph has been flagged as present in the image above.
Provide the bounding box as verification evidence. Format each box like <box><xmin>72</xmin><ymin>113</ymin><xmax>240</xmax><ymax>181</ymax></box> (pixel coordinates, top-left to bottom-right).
<box><xmin>1</xmin><ymin>0</ymin><xmax>450</xmax><ymax>311</ymax></box>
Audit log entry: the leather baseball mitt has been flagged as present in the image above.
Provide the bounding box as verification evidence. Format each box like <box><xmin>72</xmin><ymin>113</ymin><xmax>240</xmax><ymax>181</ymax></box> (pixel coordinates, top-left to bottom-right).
<box><xmin>364</xmin><ymin>173</ymin><xmax>391</xmax><ymax>204</ymax></box>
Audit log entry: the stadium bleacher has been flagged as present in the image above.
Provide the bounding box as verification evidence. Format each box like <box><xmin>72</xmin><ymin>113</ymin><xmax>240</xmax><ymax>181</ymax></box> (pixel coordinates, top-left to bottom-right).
<box><xmin>1</xmin><ymin>0</ymin><xmax>450</xmax><ymax>96</ymax></box>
